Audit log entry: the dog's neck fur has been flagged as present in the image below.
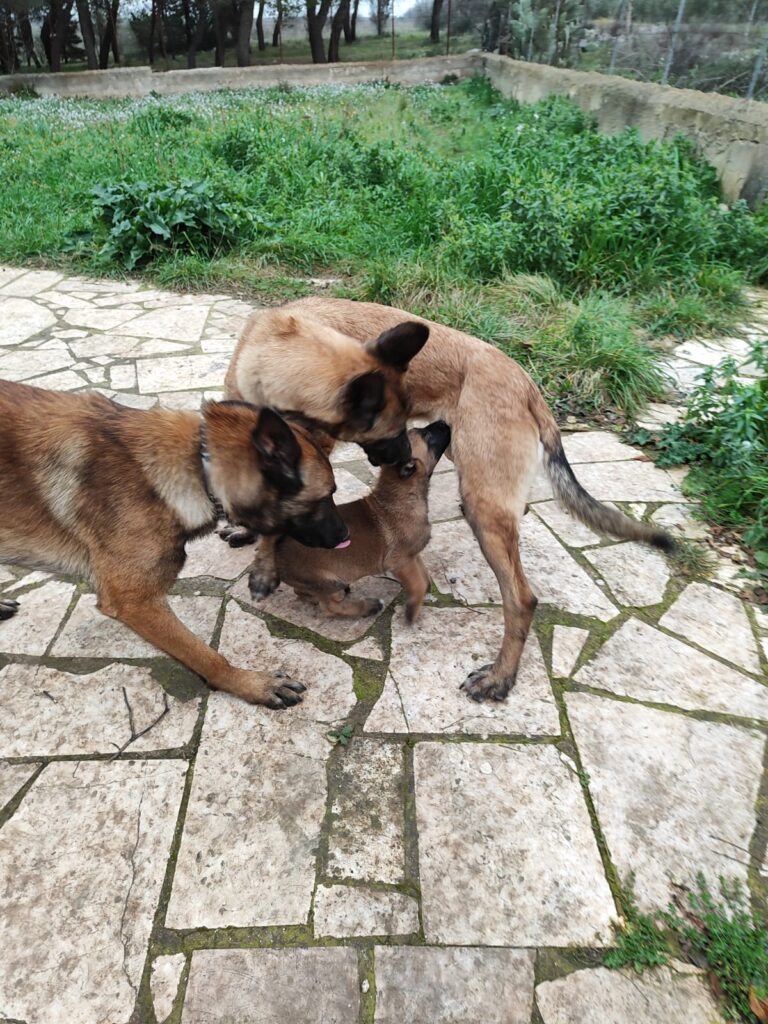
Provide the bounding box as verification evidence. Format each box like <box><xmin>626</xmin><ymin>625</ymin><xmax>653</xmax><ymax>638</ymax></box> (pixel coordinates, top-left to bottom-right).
<box><xmin>366</xmin><ymin>466</ymin><xmax>431</xmax><ymax>559</ymax></box>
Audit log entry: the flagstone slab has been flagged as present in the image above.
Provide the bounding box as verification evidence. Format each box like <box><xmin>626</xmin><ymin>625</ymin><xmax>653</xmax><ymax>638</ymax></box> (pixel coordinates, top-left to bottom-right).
<box><xmin>415</xmin><ymin>742</ymin><xmax>615</xmax><ymax>945</ymax></box>
<box><xmin>428</xmin><ymin>469</ymin><xmax>462</xmax><ymax>522</ymax></box>
<box><xmin>584</xmin><ymin>542</ymin><xmax>671</xmax><ymax>607</ymax></box>
<box><xmin>0</xmin><ymin>762</ymin><xmax>37</xmax><ymax>810</ymax></box>
<box><xmin>334</xmin><ymin>467</ymin><xmax>372</xmax><ymax>503</ymax></box>
<box><xmin>0</xmin><ymin>297</ymin><xmax>57</xmax><ymax>346</ymax></box>
<box><xmin>64</xmin><ymin>306</ymin><xmax>142</xmax><ymax>331</ymax></box>
<box><xmin>567</xmin><ymin>693</ymin><xmax>764</xmax><ymax>911</ymax></box>
<box><xmin>562</xmin><ymin>431</ymin><xmax>641</xmax><ymax>463</ymax></box>
<box><xmin>345</xmin><ymin>636</ymin><xmax>384</xmax><ymax>660</ymax></box>
<box><xmin>69</xmin><ymin>334</ymin><xmax>191</xmax><ymax>359</ymax></box>
<box><xmin>660</xmin><ymin>581</ymin><xmax>761</xmax><ymax>675</ymax></box>
<box><xmin>569</xmin><ymin>460</ymin><xmax>686</xmax><ymax>502</ymax></box>
<box><xmin>39</xmin><ymin>289</ymin><xmax>95</xmax><ymax>309</ymax></box>
<box><xmin>0</xmin><ymin>269</ymin><xmax>62</xmax><ymax>296</ymax></box>
<box><xmin>0</xmin><ymin>266</ymin><xmax>26</xmax><ymax>288</ymax></box>
<box><xmin>52</xmin><ymin>593</ymin><xmax>221</xmax><ymax>659</ymax></box>
<box><xmin>313</xmin><ymin>885</ymin><xmax>418</xmax><ymax>937</ymax></box>
<box><xmin>182</xmin><ymin>948</ymin><xmax>359</xmax><ymax>1024</ymax></box>
<box><xmin>136</xmin><ymin>353</ymin><xmax>231</xmax><ymax>393</ymax></box>
<box><xmin>0</xmin><ymin>580</ymin><xmax>75</xmax><ymax>655</ymax></box>
<box><xmin>366</xmin><ymin>607</ymin><xmax>558</xmax><ymax>735</ymax></box>
<box><xmin>375</xmin><ymin>947</ymin><xmax>535</xmax><ymax>1024</ymax></box>
<box><xmin>109</xmin><ymin>362</ymin><xmax>137</xmax><ymax>390</ymax></box>
<box><xmin>574</xmin><ymin>618</ymin><xmax>768</xmax><ymax>719</ymax></box>
<box><xmin>650</xmin><ymin>502</ymin><xmax>709</xmax><ymax>539</ymax></box>
<box><xmin>179</xmin><ymin>533</ymin><xmax>253</xmax><ymax>580</ymax></box>
<box><xmin>124</xmin><ymin>304</ymin><xmax>211</xmax><ymax>342</ymax></box>
<box><xmin>30</xmin><ymin>369</ymin><xmax>88</xmax><ymax>391</ymax></box>
<box><xmin>0</xmin><ymin>345</ymin><xmax>73</xmax><ymax>380</ymax></box>
<box><xmin>151</xmin><ymin>954</ymin><xmax>186</xmax><ymax>1024</ymax></box>
<box><xmin>0</xmin><ymin>663</ymin><xmax>199</xmax><ymax>757</ymax></box>
<box><xmin>0</xmin><ymin>759</ymin><xmax>187</xmax><ymax>1024</ymax></box>
<box><xmin>532</xmin><ymin>501</ymin><xmax>601</xmax><ymax>547</ymax></box>
<box><xmin>551</xmin><ymin>625</ymin><xmax>590</xmax><ymax>677</ymax></box>
<box><xmin>326</xmin><ymin>739</ymin><xmax>405</xmax><ymax>883</ymax></box>
<box><xmin>111</xmin><ymin>391</ymin><xmax>158</xmax><ymax>409</ymax></box>
<box><xmin>536</xmin><ymin>966</ymin><xmax>725</xmax><ymax>1024</ymax></box>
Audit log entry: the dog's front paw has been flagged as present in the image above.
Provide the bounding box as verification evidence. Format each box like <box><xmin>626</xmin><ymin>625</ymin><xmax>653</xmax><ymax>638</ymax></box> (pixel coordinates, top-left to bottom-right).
<box><xmin>460</xmin><ymin>663</ymin><xmax>516</xmax><ymax>702</ymax></box>
<box><xmin>248</xmin><ymin>566</ymin><xmax>280</xmax><ymax>602</ymax></box>
<box><xmin>218</xmin><ymin>524</ymin><xmax>257</xmax><ymax>548</ymax></box>
<box><xmin>0</xmin><ymin>599</ymin><xmax>19</xmax><ymax>621</ymax></box>
<box><xmin>232</xmin><ymin>670</ymin><xmax>306</xmax><ymax>708</ymax></box>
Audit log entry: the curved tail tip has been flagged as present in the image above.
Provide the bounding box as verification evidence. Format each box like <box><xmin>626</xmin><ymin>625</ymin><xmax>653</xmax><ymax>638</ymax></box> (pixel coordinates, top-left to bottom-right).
<box><xmin>650</xmin><ymin>530</ymin><xmax>678</xmax><ymax>555</ymax></box>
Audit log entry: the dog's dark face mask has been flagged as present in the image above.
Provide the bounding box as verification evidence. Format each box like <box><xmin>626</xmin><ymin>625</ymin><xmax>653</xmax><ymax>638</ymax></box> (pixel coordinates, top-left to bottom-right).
<box><xmin>361</xmin><ymin>429</ymin><xmax>412</xmax><ymax>467</ymax></box>
<box><xmin>283</xmin><ymin>495</ymin><xmax>350</xmax><ymax>549</ymax></box>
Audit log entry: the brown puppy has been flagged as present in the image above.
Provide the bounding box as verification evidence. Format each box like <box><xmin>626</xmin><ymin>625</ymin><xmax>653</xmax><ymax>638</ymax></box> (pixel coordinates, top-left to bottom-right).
<box><xmin>276</xmin><ymin>421</ymin><xmax>451</xmax><ymax>622</ymax></box>
<box><xmin>231</xmin><ymin>297</ymin><xmax>675</xmax><ymax>703</ymax></box>
<box><xmin>0</xmin><ymin>381</ymin><xmax>348</xmax><ymax>707</ymax></box>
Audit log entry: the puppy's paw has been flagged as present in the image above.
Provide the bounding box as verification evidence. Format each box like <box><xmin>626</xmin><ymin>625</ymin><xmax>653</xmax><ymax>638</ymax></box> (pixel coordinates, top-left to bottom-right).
<box><xmin>460</xmin><ymin>664</ymin><xmax>516</xmax><ymax>702</ymax></box>
<box><xmin>405</xmin><ymin>600</ymin><xmax>423</xmax><ymax>625</ymax></box>
<box><xmin>248</xmin><ymin>566</ymin><xmax>280</xmax><ymax>602</ymax></box>
<box><xmin>364</xmin><ymin>598</ymin><xmax>385</xmax><ymax>617</ymax></box>
<box><xmin>0</xmin><ymin>599</ymin><xmax>19</xmax><ymax>621</ymax></box>
<box><xmin>218</xmin><ymin>524</ymin><xmax>256</xmax><ymax>548</ymax></box>
<box><xmin>227</xmin><ymin>670</ymin><xmax>307</xmax><ymax>708</ymax></box>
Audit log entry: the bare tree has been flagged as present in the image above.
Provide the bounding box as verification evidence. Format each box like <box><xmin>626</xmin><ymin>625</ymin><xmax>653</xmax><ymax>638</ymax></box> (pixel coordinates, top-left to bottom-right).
<box><xmin>255</xmin><ymin>0</ymin><xmax>265</xmax><ymax>48</ymax></box>
<box><xmin>661</xmin><ymin>0</ymin><xmax>686</xmax><ymax>84</ymax></box>
<box><xmin>306</xmin><ymin>0</ymin><xmax>331</xmax><ymax>61</ymax></box>
<box><xmin>328</xmin><ymin>0</ymin><xmax>349</xmax><ymax>58</ymax></box>
<box><xmin>235</xmin><ymin>0</ymin><xmax>254</xmax><ymax>63</ymax></box>
<box><xmin>75</xmin><ymin>0</ymin><xmax>98</xmax><ymax>67</ymax></box>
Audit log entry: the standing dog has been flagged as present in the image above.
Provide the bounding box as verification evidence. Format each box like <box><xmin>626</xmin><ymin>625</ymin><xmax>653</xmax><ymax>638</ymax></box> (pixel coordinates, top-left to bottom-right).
<box><xmin>226</xmin><ymin>297</ymin><xmax>675</xmax><ymax>703</ymax></box>
<box><xmin>276</xmin><ymin>421</ymin><xmax>451</xmax><ymax>623</ymax></box>
<box><xmin>0</xmin><ymin>381</ymin><xmax>349</xmax><ymax>707</ymax></box>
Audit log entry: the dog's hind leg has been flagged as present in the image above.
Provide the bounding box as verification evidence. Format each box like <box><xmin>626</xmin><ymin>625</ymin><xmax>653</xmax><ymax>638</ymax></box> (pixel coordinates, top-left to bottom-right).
<box><xmin>0</xmin><ymin>599</ymin><xmax>19</xmax><ymax>621</ymax></box>
<box><xmin>391</xmin><ymin>555</ymin><xmax>430</xmax><ymax>624</ymax></box>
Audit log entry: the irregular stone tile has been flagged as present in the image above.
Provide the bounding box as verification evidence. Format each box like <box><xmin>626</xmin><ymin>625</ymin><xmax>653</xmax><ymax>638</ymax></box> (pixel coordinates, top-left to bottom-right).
<box><xmin>675</xmin><ymin>338</ymin><xmax>746</xmax><ymax>367</ymax></box>
<box><xmin>575</xmin><ymin>617</ymin><xmax>768</xmax><ymax>718</ymax></box>
<box><xmin>660</xmin><ymin>581</ymin><xmax>760</xmax><ymax>675</ymax></box>
<box><xmin>331</xmin><ymin>441</ymin><xmax>367</xmax><ymax>464</ymax></box>
<box><xmin>124</xmin><ymin>304</ymin><xmax>210</xmax><ymax>342</ymax></box>
<box><xmin>584</xmin><ymin>542</ymin><xmax>671</xmax><ymax>607</ymax></box>
<box><xmin>0</xmin><ymin>346</ymin><xmax>72</xmax><ymax>381</ymax></box>
<box><xmin>334</xmin><ymin>467</ymin><xmax>371</xmax><ymax>503</ymax></box>
<box><xmin>366</xmin><ymin>607</ymin><xmax>558</xmax><ymax>736</ymax></box>
<box><xmin>52</xmin><ymin>593</ymin><xmax>221</xmax><ymax>659</ymax></box>
<box><xmin>415</xmin><ymin>742</ymin><xmax>615</xmax><ymax>945</ymax></box>
<box><xmin>551</xmin><ymin>625</ymin><xmax>590</xmax><ymax>677</ymax></box>
<box><xmin>666</xmin><ymin>359</ymin><xmax>704</xmax><ymax>392</ymax></box>
<box><xmin>527</xmin><ymin>464</ymin><xmax>554</xmax><ymax>501</ymax></box>
<box><xmin>375</xmin><ymin>947</ymin><xmax>535</xmax><ymax>1024</ymax></box>
<box><xmin>0</xmin><ymin>565</ymin><xmax>15</xmax><ymax>587</ymax></box>
<box><xmin>0</xmin><ymin>580</ymin><xmax>75</xmax><ymax>655</ymax></box>
<box><xmin>428</xmin><ymin>469</ymin><xmax>462</xmax><ymax>522</ymax></box>
<box><xmin>313</xmin><ymin>885</ymin><xmax>418</xmax><ymax>937</ymax></box>
<box><xmin>201</xmin><ymin>335</ymin><xmax>237</xmax><ymax>353</ymax></box>
<box><xmin>562</xmin><ymin>431</ymin><xmax>641</xmax><ymax>463</ymax></box>
<box><xmin>63</xmin><ymin>307</ymin><xmax>142</xmax><ymax>331</ymax></box>
<box><xmin>0</xmin><ymin>266</ymin><xmax>26</xmax><ymax>288</ymax></box>
<box><xmin>2</xmin><ymin>569</ymin><xmax>49</xmax><ymax>594</ymax></box>
<box><xmin>136</xmin><ymin>353</ymin><xmax>231</xmax><ymax>393</ymax></box>
<box><xmin>29</xmin><ymin>369</ymin><xmax>88</xmax><ymax>391</ymax></box>
<box><xmin>536</xmin><ymin>965</ymin><xmax>725</xmax><ymax>1024</ymax></box>
<box><xmin>111</xmin><ymin>391</ymin><xmax>158</xmax><ymax>410</ymax></box>
<box><xmin>571</xmin><ymin>460</ymin><xmax>686</xmax><ymax>502</ymax></box>
<box><xmin>426</xmin><ymin>517</ymin><xmax>618</xmax><ymax>620</ymax></box>
<box><xmin>156</xmin><ymin>389</ymin><xmax>206</xmax><ymax>410</ymax></box>
<box><xmin>650</xmin><ymin>502</ymin><xmax>709</xmax><ymax>539</ymax></box>
<box><xmin>0</xmin><ymin>663</ymin><xmax>199</xmax><ymax>757</ymax></box>
<box><xmin>532</xmin><ymin>501</ymin><xmax>600</xmax><ymax>547</ymax></box>
<box><xmin>0</xmin><ymin>269</ymin><xmax>62</xmax><ymax>296</ymax></box>
<box><xmin>345</xmin><ymin>636</ymin><xmax>384</xmax><ymax>660</ymax></box>
<box><xmin>182</xmin><ymin>948</ymin><xmax>359</xmax><ymax>1024</ymax></box>
<box><xmin>231</xmin><ymin>573</ymin><xmax>400</xmax><ymax>643</ymax></box>
<box><xmin>55</xmin><ymin>328</ymin><xmax>89</xmax><ymax>338</ymax></box>
<box><xmin>0</xmin><ymin>759</ymin><xmax>187</xmax><ymax>1024</ymax></box>
<box><xmin>109</xmin><ymin>363</ymin><xmax>137</xmax><ymax>390</ymax></box>
<box><xmin>0</xmin><ymin>762</ymin><xmax>37</xmax><ymax>809</ymax></box>
<box><xmin>568</xmin><ymin>693</ymin><xmax>763</xmax><ymax>911</ymax></box>
<box><xmin>179</xmin><ymin>533</ymin><xmax>253</xmax><ymax>580</ymax></box>
<box><xmin>327</xmin><ymin>739</ymin><xmax>405</xmax><ymax>883</ymax></box>
<box><xmin>69</xmin><ymin>334</ymin><xmax>190</xmax><ymax>359</ymax></box>
<box><xmin>151</xmin><ymin>954</ymin><xmax>186</xmax><ymax>1024</ymax></box>
<box><xmin>38</xmin><ymin>289</ymin><xmax>94</xmax><ymax>309</ymax></box>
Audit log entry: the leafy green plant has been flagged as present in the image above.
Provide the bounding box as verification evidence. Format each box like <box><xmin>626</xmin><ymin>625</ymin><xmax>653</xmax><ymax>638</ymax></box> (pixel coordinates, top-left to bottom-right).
<box><xmin>605</xmin><ymin>879</ymin><xmax>670</xmax><ymax>973</ymax></box>
<box><xmin>326</xmin><ymin>724</ymin><xmax>354</xmax><ymax>747</ymax></box>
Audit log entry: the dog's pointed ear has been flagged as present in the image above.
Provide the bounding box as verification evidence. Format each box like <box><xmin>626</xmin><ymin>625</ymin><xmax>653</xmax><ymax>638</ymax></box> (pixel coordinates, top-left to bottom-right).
<box><xmin>252</xmin><ymin>408</ymin><xmax>302</xmax><ymax>492</ymax></box>
<box><xmin>343</xmin><ymin>371</ymin><xmax>385</xmax><ymax>430</ymax></box>
<box><xmin>367</xmin><ymin>321</ymin><xmax>429</xmax><ymax>372</ymax></box>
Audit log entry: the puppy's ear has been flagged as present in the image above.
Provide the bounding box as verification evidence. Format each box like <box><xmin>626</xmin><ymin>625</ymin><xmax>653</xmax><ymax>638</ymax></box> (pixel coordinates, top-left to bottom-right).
<box><xmin>343</xmin><ymin>371</ymin><xmax>385</xmax><ymax>431</ymax></box>
<box><xmin>367</xmin><ymin>321</ymin><xmax>429</xmax><ymax>372</ymax></box>
<box><xmin>252</xmin><ymin>408</ymin><xmax>302</xmax><ymax>493</ymax></box>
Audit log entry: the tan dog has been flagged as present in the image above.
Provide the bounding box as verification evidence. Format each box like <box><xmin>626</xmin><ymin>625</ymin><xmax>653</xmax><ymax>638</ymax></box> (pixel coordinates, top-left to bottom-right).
<box><xmin>226</xmin><ymin>297</ymin><xmax>675</xmax><ymax>703</ymax></box>
<box><xmin>0</xmin><ymin>381</ymin><xmax>349</xmax><ymax>707</ymax></box>
<box><xmin>276</xmin><ymin>421</ymin><xmax>451</xmax><ymax>622</ymax></box>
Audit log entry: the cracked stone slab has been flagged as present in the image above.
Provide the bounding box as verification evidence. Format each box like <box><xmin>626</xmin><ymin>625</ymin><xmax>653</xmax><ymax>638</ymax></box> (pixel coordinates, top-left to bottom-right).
<box><xmin>326</xmin><ymin>739</ymin><xmax>405</xmax><ymax>883</ymax></box>
<box><xmin>334</xmin><ymin>467</ymin><xmax>373</xmax><ymax>503</ymax></box>
<box><xmin>574</xmin><ymin>617</ymin><xmax>768</xmax><ymax>719</ymax></box>
<box><xmin>568</xmin><ymin>693</ymin><xmax>764</xmax><ymax>910</ymax></box>
<box><xmin>425</xmin><ymin>516</ymin><xmax>618</xmax><ymax>621</ymax></box>
<box><xmin>109</xmin><ymin>363</ymin><xmax>137</xmax><ymax>390</ymax></box>
<box><xmin>166</xmin><ymin>605</ymin><xmax>355</xmax><ymax>928</ymax></box>
<box><xmin>0</xmin><ymin>266</ymin><xmax>26</xmax><ymax>288</ymax></box>
<box><xmin>182</xmin><ymin>948</ymin><xmax>359</xmax><ymax>1024</ymax></box>
<box><xmin>0</xmin><ymin>759</ymin><xmax>187</xmax><ymax>1024</ymax></box>
<box><xmin>0</xmin><ymin>663</ymin><xmax>199</xmax><ymax>757</ymax></box>
<box><xmin>0</xmin><ymin>269</ymin><xmax>63</xmax><ymax>296</ymax></box>
<box><xmin>428</xmin><ymin>469</ymin><xmax>462</xmax><ymax>522</ymax></box>
<box><xmin>0</xmin><ymin>580</ymin><xmax>75</xmax><ymax>655</ymax></box>
<box><xmin>584</xmin><ymin>542</ymin><xmax>671</xmax><ymax>607</ymax></box>
<box><xmin>69</xmin><ymin>334</ymin><xmax>191</xmax><ymax>359</ymax></box>
<box><xmin>568</xmin><ymin>460</ymin><xmax>687</xmax><ymax>502</ymax></box>
<box><xmin>52</xmin><ymin>592</ymin><xmax>221</xmax><ymax>659</ymax></box>
<box><xmin>375</xmin><ymin>947</ymin><xmax>535</xmax><ymax>1024</ymax></box>
<box><xmin>562</xmin><ymin>431</ymin><xmax>641</xmax><ymax>463</ymax></box>
<box><xmin>231</xmin><ymin>573</ymin><xmax>400</xmax><ymax>642</ymax></box>
<box><xmin>313</xmin><ymin>885</ymin><xmax>418</xmax><ymax>937</ymax></box>
<box><xmin>415</xmin><ymin>742</ymin><xmax>615</xmax><ymax>945</ymax></box>
<box><xmin>40</xmin><ymin>289</ymin><xmax>95</xmax><ymax>309</ymax></box>
<box><xmin>532</xmin><ymin>501</ymin><xmax>600</xmax><ymax>547</ymax></box>
<box><xmin>122</xmin><ymin>304</ymin><xmax>211</xmax><ymax>342</ymax></box>
<box><xmin>0</xmin><ymin>762</ymin><xmax>37</xmax><ymax>809</ymax></box>
<box><xmin>63</xmin><ymin>306</ymin><xmax>142</xmax><ymax>331</ymax></box>
<box><xmin>345</xmin><ymin>636</ymin><xmax>384</xmax><ymax>660</ymax></box>
<box><xmin>0</xmin><ymin>345</ymin><xmax>73</xmax><ymax>380</ymax></box>
<box><xmin>0</xmin><ymin>297</ymin><xmax>57</xmax><ymax>346</ymax></box>
<box><xmin>151</xmin><ymin>954</ymin><xmax>186</xmax><ymax>1024</ymax></box>
<box><xmin>650</xmin><ymin>502</ymin><xmax>709</xmax><ymax>539</ymax></box>
<box><xmin>536</xmin><ymin>965</ymin><xmax>725</xmax><ymax>1024</ymax></box>
<box><xmin>366</xmin><ymin>607</ymin><xmax>559</xmax><ymax>736</ymax></box>
<box><xmin>659</xmin><ymin>581</ymin><xmax>761</xmax><ymax>675</ymax></box>
<box><xmin>179</xmin><ymin>533</ymin><xmax>254</xmax><ymax>580</ymax></box>
<box><xmin>551</xmin><ymin>625</ymin><xmax>590</xmax><ymax>677</ymax></box>
<box><xmin>30</xmin><ymin>369</ymin><xmax>88</xmax><ymax>391</ymax></box>
<box><xmin>136</xmin><ymin>353</ymin><xmax>231</xmax><ymax>393</ymax></box>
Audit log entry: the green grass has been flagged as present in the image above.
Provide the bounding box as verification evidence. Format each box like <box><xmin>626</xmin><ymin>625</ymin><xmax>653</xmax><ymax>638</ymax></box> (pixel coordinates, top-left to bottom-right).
<box><xmin>0</xmin><ymin>77</ymin><xmax>766</xmax><ymax>420</ymax></box>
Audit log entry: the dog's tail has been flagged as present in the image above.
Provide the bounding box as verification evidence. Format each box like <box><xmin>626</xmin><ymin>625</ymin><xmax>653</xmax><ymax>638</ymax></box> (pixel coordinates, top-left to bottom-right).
<box><xmin>528</xmin><ymin>387</ymin><xmax>676</xmax><ymax>554</ymax></box>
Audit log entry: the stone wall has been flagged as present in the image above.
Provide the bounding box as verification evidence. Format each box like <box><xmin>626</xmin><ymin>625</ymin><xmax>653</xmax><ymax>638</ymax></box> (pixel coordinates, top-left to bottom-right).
<box><xmin>2</xmin><ymin>52</ymin><xmax>766</xmax><ymax>205</ymax></box>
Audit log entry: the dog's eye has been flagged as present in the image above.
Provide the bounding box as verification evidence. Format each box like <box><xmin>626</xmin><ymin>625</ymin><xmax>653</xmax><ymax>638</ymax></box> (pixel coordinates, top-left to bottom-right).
<box><xmin>398</xmin><ymin>460</ymin><xmax>417</xmax><ymax>479</ymax></box>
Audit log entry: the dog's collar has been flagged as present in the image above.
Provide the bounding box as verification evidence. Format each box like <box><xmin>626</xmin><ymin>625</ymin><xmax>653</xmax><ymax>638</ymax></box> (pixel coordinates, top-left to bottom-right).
<box><xmin>199</xmin><ymin>423</ymin><xmax>224</xmax><ymax>520</ymax></box>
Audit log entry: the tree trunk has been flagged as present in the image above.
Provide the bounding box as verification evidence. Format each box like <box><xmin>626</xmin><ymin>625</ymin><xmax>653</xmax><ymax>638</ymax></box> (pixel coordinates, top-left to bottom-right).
<box><xmin>747</xmin><ymin>22</ymin><xmax>768</xmax><ymax>99</ymax></box>
<box><xmin>98</xmin><ymin>2</ymin><xmax>113</xmax><ymax>67</ymax></box>
<box><xmin>214</xmin><ymin>1</ymin><xmax>225</xmax><ymax>63</ymax></box>
<box><xmin>19</xmin><ymin>13</ymin><xmax>40</xmax><ymax>67</ymax></box>
<box><xmin>347</xmin><ymin>0</ymin><xmax>358</xmax><ymax>40</ymax></box>
<box><xmin>187</xmin><ymin>0</ymin><xmax>208</xmax><ymax>66</ymax></box>
<box><xmin>328</xmin><ymin>0</ymin><xmax>348</xmax><ymax>60</ymax></box>
<box><xmin>429</xmin><ymin>0</ymin><xmax>442</xmax><ymax>43</ymax></box>
<box><xmin>46</xmin><ymin>0</ymin><xmax>64</xmax><ymax>70</ymax></box>
<box><xmin>272</xmin><ymin>2</ymin><xmax>281</xmax><ymax>46</ymax></box>
<box><xmin>306</xmin><ymin>0</ymin><xmax>331</xmax><ymax>62</ymax></box>
<box><xmin>661</xmin><ymin>0</ymin><xmax>685</xmax><ymax>85</ymax></box>
<box><xmin>109</xmin><ymin>0</ymin><xmax>120</xmax><ymax>62</ymax></box>
<box><xmin>255</xmin><ymin>0</ymin><xmax>265</xmax><ymax>49</ymax></box>
<box><xmin>0</xmin><ymin>9</ymin><xmax>19</xmax><ymax>73</ymax></box>
<box><xmin>236</xmin><ymin>0</ymin><xmax>254</xmax><ymax>64</ymax></box>
<box><xmin>76</xmin><ymin>0</ymin><xmax>98</xmax><ymax>68</ymax></box>
<box><xmin>181</xmin><ymin>0</ymin><xmax>193</xmax><ymax>49</ymax></box>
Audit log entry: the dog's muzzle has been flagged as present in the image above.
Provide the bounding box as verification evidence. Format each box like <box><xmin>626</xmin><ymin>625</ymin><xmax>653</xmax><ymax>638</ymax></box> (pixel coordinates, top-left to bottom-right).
<box><xmin>361</xmin><ymin>430</ymin><xmax>412</xmax><ymax>467</ymax></box>
<box><xmin>284</xmin><ymin>497</ymin><xmax>350</xmax><ymax>549</ymax></box>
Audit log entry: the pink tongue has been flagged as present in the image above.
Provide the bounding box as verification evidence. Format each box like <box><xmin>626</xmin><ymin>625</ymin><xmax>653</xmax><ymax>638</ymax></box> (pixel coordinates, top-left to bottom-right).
<box><xmin>335</xmin><ymin>538</ymin><xmax>351</xmax><ymax>549</ymax></box>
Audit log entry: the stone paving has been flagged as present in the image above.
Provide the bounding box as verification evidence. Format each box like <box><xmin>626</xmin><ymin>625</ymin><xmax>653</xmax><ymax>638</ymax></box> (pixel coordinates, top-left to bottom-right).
<box><xmin>0</xmin><ymin>265</ymin><xmax>766</xmax><ymax>1024</ymax></box>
